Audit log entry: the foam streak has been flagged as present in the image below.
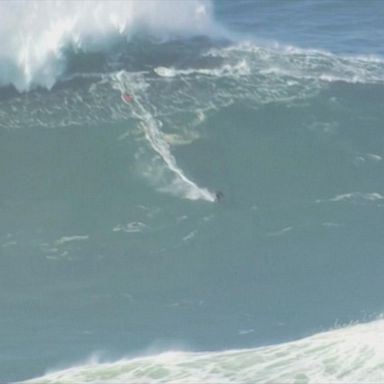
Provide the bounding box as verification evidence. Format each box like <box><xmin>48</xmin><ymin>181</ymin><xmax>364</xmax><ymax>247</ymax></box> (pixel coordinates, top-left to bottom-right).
<box><xmin>118</xmin><ymin>74</ymin><xmax>215</xmax><ymax>202</ymax></box>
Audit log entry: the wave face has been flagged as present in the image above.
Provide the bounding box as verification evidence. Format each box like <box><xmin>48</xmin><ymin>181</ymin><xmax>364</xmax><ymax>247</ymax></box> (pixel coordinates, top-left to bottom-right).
<box><xmin>25</xmin><ymin>319</ymin><xmax>384</xmax><ymax>383</ymax></box>
<box><xmin>1</xmin><ymin>40</ymin><xmax>383</xmax><ymax>201</ymax></box>
<box><xmin>0</xmin><ymin>0</ymin><xmax>218</xmax><ymax>91</ymax></box>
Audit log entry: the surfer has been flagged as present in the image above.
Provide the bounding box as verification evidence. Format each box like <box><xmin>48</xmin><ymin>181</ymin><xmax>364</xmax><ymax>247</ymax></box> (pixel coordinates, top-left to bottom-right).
<box><xmin>122</xmin><ymin>93</ymin><xmax>133</xmax><ymax>103</ymax></box>
<box><xmin>215</xmin><ymin>191</ymin><xmax>224</xmax><ymax>202</ymax></box>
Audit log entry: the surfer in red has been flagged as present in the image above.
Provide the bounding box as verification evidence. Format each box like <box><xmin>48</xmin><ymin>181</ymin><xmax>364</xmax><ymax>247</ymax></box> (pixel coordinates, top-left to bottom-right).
<box><xmin>122</xmin><ymin>93</ymin><xmax>133</xmax><ymax>103</ymax></box>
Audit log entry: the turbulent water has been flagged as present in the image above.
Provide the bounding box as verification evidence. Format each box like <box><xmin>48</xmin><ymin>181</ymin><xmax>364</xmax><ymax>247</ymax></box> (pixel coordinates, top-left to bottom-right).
<box><xmin>1</xmin><ymin>0</ymin><xmax>384</xmax><ymax>382</ymax></box>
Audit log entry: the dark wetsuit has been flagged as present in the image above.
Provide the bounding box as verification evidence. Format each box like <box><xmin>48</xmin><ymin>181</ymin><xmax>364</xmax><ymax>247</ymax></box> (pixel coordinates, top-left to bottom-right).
<box><xmin>215</xmin><ymin>191</ymin><xmax>224</xmax><ymax>202</ymax></box>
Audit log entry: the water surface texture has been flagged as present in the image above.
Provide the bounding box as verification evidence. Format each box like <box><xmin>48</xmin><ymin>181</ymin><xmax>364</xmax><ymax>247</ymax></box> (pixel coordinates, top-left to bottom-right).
<box><xmin>1</xmin><ymin>0</ymin><xmax>384</xmax><ymax>382</ymax></box>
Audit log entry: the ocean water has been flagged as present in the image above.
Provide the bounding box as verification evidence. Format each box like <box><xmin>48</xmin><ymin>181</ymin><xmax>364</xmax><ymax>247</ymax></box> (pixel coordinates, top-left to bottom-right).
<box><xmin>1</xmin><ymin>0</ymin><xmax>384</xmax><ymax>382</ymax></box>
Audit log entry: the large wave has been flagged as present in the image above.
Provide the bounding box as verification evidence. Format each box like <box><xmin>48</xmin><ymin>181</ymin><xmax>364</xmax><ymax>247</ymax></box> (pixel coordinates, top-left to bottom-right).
<box><xmin>25</xmin><ymin>318</ymin><xmax>384</xmax><ymax>383</ymax></box>
<box><xmin>2</xmin><ymin>0</ymin><xmax>383</xmax><ymax>93</ymax></box>
<box><xmin>0</xmin><ymin>0</ymin><xmax>220</xmax><ymax>91</ymax></box>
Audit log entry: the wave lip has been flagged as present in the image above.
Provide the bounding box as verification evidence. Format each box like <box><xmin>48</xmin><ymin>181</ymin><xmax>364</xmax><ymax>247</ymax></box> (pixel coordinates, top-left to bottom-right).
<box><xmin>0</xmin><ymin>0</ymin><xmax>218</xmax><ymax>91</ymax></box>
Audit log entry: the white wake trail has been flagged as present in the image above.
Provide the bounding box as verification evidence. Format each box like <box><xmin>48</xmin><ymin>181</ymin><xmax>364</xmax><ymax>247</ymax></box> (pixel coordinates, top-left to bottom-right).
<box><xmin>116</xmin><ymin>72</ymin><xmax>215</xmax><ymax>202</ymax></box>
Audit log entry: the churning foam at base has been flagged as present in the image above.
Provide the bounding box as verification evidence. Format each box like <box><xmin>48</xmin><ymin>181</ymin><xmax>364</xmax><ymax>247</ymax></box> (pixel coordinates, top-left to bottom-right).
<box><xmin>25</xmin><ymin>318</ymin><xmax>384</xmax><ymax>383</ymax></box>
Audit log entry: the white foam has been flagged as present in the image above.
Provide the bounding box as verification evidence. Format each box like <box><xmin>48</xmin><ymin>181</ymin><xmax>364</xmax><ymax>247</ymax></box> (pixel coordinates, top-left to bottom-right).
<box><xmin>0</xmin><ymin>0</ymin><xmax>218</xmax><ymax>91</ymax></box>
<box><xmin>138</xmin><ymin>111</ymin><xmax>215</xmax><ymax>202</ymax></box>
<box><xmin>25</xmin><ymin>318</ymin><xmax>384</xmax><ymax>383</ymax></box>
<box><xmin>267</xmin><ymin>226</ymin><xmax>293</xmax><ymax>237</ymax></box>
<box><xmin>316</xmin><ymin>192</ymin><xmax>384</xmax><ymax>204</ymax></box>
<box><xmin>321</xmin><ymin>222</ymin><xmax>342</xmax><ymax>228</ymax></box>
<box><xmin>206</xmin><ymin>42</ymin><xmax>384</xmax><ymax>85</ymax></box>
<box><xmin>4</xmin><ymin>38</ymin><xmax>381</xmax><ymax>131</ymax></box>
<box><xmin>163</xmin><ymin>133</ymin><xmax>200</xmax><ymax>146</ymax></box>
<box><xmin>113</xmin><ymin>222</ymin><xmax>147</xmax><ymax>233</ymax></box>
<box><xmin>56</xmin><ymin>235</ymin><xmax>89</xmax><ymax>245</ymax></box>
<box><xmin>1</xmin><ymin>240</ymin><xmax>17</xmax><ymax>248</ymax></box>
<box><xmin>366</xmin><ymin>153</ymin><xmax>383</xmax><ymax>162</ymax></box>
<box><xmin>154</xmin><ymin>60</ymin><xmax>251</xmax><ymax>78</ymax></box>
<box><xmin>114</xmin><ymin>71</ymin><xmax>216</xmax><ymax>202</ymax></box>
<box><xmin>182</xmin><ymin>230</ymin><xmax>197</xmax><ymax>241</ymax></box>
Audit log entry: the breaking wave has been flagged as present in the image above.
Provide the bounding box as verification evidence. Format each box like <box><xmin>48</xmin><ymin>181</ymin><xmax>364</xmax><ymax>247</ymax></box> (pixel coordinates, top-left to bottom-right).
<box><xmin>2</xmin><ymin>0</ymin><xmax>383</xmax><ymax>93</ymax></box>
<box><xmin>25</xmin><ymin>318</ymin><xmax>384</xmax><ymax>383</ymax></box>
<box><xmin>0</xmin><ymin>0</ymin><xmax>219</xmax><ymax>91</ymax></box>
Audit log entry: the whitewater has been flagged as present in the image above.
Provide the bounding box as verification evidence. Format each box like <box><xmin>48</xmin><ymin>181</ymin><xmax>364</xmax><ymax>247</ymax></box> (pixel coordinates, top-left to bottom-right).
<box><xmin>1</xmin><ymin>0</ymin><xmax>384</xmax><ymax>382</ymax></box>
<box><xmin>24</xmin><ymin>319</ymin><xmax>384</xmax><ymax>383</ymax></box>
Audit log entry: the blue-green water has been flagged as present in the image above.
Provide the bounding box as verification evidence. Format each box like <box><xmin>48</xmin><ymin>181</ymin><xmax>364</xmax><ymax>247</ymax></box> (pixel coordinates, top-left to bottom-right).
<box><xmin>1</xmin><ymin>1</ymin><xmax>384</xmax><ymax>382</ymax></box>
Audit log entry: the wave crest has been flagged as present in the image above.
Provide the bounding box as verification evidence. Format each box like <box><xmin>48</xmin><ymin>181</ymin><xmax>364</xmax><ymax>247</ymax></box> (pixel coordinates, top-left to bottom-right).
<box><xmin>0</xmin><ymin>0</ymin><xmax>218</xmax><ymax>91</ymax></box>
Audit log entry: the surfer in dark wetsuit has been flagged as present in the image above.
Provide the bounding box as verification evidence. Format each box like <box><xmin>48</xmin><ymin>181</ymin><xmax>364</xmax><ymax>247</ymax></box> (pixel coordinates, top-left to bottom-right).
<box><xmin>215</xmin><ymin>191</ymin><xmax>224</xmax><ymax>202</ymax></box>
